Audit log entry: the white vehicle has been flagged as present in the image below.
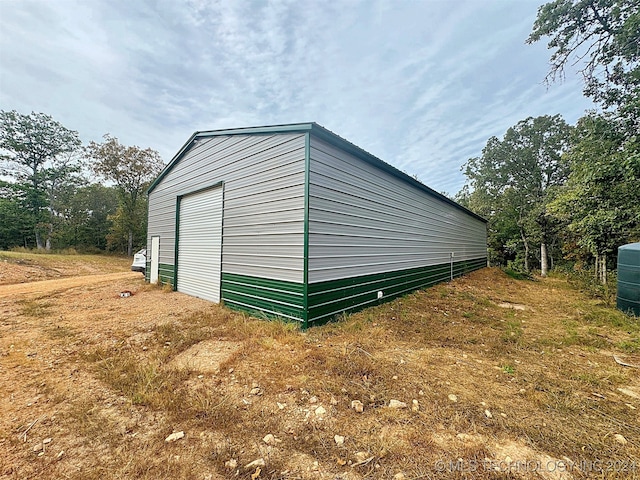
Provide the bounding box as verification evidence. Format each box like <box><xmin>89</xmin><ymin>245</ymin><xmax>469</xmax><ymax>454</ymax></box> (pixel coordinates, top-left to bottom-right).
<box><xmin>131</xmin><ymin>249</ymin><xmax>147</xmax><ymax>274</ymax></box>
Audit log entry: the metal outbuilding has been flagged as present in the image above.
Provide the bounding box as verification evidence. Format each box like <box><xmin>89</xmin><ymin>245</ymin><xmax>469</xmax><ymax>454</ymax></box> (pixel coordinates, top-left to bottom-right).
<box><xmin>146</xmin><ymin>123</ymin><xmax>487</xmax><ymax>327</ymax></box>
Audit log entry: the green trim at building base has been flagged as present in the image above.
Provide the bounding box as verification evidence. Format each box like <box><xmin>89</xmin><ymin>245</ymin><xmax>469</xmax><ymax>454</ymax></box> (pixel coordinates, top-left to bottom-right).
<box><xmin>147</xmin><ymin>259</ymin><xmax>487</xmax><ymax>327</ymax></box>
<box><xmin>221</xmin><ymin>272</ymin><xmax>305</xmax><ymax>322</ymax></box>
<box><xmin>145</xmin><ymin>263</ymin><xmax>176</xmax><ymax>287</ymax></box>
<box><xmin>307</xmin><ymin>257</ymin><xmax>487</xmax><ymax>326</ymax></box>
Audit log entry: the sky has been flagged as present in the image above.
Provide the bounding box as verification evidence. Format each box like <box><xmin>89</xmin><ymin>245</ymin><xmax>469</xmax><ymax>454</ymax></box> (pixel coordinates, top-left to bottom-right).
<box><xmin>0</xmin><ymin>0</ymin><xmax>596</xmax><ymax>195</ymax></box>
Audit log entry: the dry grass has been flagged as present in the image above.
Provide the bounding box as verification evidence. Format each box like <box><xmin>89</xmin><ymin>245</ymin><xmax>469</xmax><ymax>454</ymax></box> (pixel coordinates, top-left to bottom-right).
<box><xmin>0</xmin><ymin>250</ymin><xmax>131</xmax><ymax>285</ymax></box>
<box><xmin>0</xmin><ymin>255</ymin><xmax>639</xmax><ymax>479</ymax></box>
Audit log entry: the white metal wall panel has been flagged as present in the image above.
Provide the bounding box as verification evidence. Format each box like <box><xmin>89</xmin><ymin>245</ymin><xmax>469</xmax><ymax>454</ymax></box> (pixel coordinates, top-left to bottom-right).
<box><xmin>308</xmin><ymin>136</ymin><xmax>487</xmax><ymax>283</ymax></box>
<box><xmin>177</xmin><ymin>187</ymin><xmax>223</xmax><ymax>302</ymax></box>
<box><xmin>147</xmin><ymin>134</ymin><xmax>306</xmax><ymax>283</ymax></box>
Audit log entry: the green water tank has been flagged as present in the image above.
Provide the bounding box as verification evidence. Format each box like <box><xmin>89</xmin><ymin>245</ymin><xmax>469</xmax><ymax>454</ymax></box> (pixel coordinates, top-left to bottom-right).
<box><xmin>617</xmin><ymin>242</ymin><xmax>640</xmax><ymax>317</ymax></box>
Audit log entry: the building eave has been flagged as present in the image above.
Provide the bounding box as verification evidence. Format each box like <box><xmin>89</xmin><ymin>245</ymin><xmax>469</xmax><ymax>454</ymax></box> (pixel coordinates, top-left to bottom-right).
<box><xmin>147</xmin><ymin>122</ymin><xmax>487</xmax><ymax>224</ymax></box>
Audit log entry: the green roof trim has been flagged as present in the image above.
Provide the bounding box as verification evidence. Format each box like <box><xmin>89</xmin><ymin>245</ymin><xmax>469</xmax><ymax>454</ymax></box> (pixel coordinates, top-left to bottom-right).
<box><xmin>147</xmin><ymin>122</ymin><xmax>486</xmax><ymax>223</ymax></box>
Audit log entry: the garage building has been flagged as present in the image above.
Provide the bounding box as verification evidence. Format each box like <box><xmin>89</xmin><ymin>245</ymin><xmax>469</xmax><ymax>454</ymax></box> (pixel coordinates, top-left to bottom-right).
<box><xmin>146</xmin><ymin>123</ymin><xmax>487</xmax><ymax>327</ymax></box>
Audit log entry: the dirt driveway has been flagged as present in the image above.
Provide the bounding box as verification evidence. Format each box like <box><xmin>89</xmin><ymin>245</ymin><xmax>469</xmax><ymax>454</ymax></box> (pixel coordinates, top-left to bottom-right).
<box><xmin>0</xmin><ymin>266</ymin><xmax>216</xmax><ymax>479</ymax></box>
<box><xmin>0</xmin><ymin>272</ymin><xmax>141</xmax><ymax>297</ymax></box>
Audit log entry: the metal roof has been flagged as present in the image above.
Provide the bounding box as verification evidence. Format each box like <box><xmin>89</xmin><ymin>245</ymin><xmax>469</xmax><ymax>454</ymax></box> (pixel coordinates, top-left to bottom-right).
<box><xmin>147</xmin><ymin>122</ymin><xmax>486</xmax><ymax>223</ymax></box>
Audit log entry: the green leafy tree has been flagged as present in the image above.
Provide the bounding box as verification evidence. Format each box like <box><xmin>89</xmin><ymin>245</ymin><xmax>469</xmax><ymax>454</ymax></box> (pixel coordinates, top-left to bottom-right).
<box><xmin>86</xmin><ymin>135</ymin><xmax>164</xmax><ymax>255</ymax></box>
<box><xmin>463</xmin><ymin>115</ymin><xmax>572</xmax><ymax>274</ymax></box>
<box><xmin>528</xmin><ymin>0</ymin><xmax>640</xmax><ymax>110</ymax></box>
<box><xmin>549</xmin><ymin>113</ymin><xmax>640</xmax><ymax>282</ymax></box>
<box><xmin>55</xmin><ymin>184</ymin><xmax>119</xmax><ymax>251</ymax></box>
<box><xmin>105</xmin><ymin>198</ymin><xmax>148</xmax><ymax>254</ymax></box>
<box><xmin>0</xmin><ymin>181</ymin><xmax>33</xmax><ymax>249</ymax></box>
<box><xmin>0</xmin><ymin>110</ymin><xmax>83</xmax><ymax>249</ymax></box>
<box><xmin>529</xmin><ymin>0</ymin><xmax>640</xmax><ymax>281</ymax></box>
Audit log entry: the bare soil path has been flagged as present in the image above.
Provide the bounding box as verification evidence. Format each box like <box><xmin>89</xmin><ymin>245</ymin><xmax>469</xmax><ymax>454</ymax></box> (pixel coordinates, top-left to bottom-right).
<box><xmin>0</xmin><ymin>272</ymin><xmax>141</xmax><ymax>297</ymax></box>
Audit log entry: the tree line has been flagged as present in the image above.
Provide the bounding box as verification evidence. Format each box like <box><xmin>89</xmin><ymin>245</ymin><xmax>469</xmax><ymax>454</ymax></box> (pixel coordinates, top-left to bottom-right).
<box><xmin>0</xmin><ymin>111</ymin><xmax>164</xmax><ymax>256</ymax></box>
<box><xmin>458</xmin><ymin>0</ymin><xmax>639</xmax><ymax>283</ymax></box>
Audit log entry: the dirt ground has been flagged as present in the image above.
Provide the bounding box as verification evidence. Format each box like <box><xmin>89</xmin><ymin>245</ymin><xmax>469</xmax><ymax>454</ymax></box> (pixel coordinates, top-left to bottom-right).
<box><xmin>0</xmin><ymin>251</ymin><xmax>131</xmax><ymax>285</ymax></box>
<box><xmin>0</xmin><ymin>254</ymin><xmax>638</xmax><ymax>479</ymax></box>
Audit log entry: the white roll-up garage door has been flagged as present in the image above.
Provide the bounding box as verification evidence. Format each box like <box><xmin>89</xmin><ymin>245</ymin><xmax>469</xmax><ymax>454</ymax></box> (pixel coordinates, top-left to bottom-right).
<box><xmin>177</xmin><ymin>186</ymin><xmax>223</xmax><ymax>302</ymax></box>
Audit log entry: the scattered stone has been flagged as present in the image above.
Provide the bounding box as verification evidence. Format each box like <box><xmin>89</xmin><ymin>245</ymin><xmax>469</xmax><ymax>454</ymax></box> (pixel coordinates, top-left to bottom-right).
<box><xmin>315</xmin><ymin>406</ymin><xmax>327</xmax><ymax>416</ymax></box>
<box><xmin>330</xmin><ymin>396</ymin><xmax>338</xmax><ymax>405</ymax></box>
<box><xmin>262</xmin><ymin>434</ymin><xmax>281</xmax><ymax>445</ymax></box>
<box><xmin>519</xmin><ymin>389</ymin><xmax>526</xmax><ymax>394</ymax></box>
<box><xmin>500</xmin><ymin>413</ymin><xmax>507</xmax><ymax>418</ymax></box>
<box><xmin>394</xmin><ymin>473</ymin><xmax>406</xmax><ymax>480</ymax></box>
<box><xmin>388</xmin><ymin>399</ymin><xmax>407</xmax><ymax>409</ymax></box>
<box><xmin>244</xmin><ymin>458</ymin><xmax>266</xmax><ymax>470</ymax></box>
<box><xmin>251</xmin><ymin>467</ymin><xmax>261</xmax><ymax>480</ymax></box>
<box><xmin>448</xmin><ymin>394</ymin><xmax>458</xmax><ymax>403</ymax></box>
<box><xmin>392</xmin><ymin>375</ymin><xmax>398</xmax><ymax>380</ymax></box>
<box><xmin>498</xmin><ymin>302</ymin><xmax>527</xmax><ymax>311</ymax></box>
<box><xmin>277</xmin><ymin>402</ymin><xmax>286</xmax><ymax>410</ymax></box>
<box><xmin>412</xmin><ymin>399</ymin><xmax>419</xmax><ymax>411</ymax></box>
<box><xmin>617</xmin><ymin>387</ymin><xmax>640</xmax><ymax>400</ymax></box>
<box><xmin>33</xmin><ymin>443</ymin><xmax>43</xmax><ymax>453</ymax></box>
<box><xmin>42</xmin><ymin>438</ymin><xmax>52</xmax><ymax>445</ymax></box>
<box><xmin>38</xmin><ymin>451</ymin><xmax>44</xmax><ymax>457</ymax></box>
<box><xmin>354</xmin><ymin>451</ymin><xmax>370</xmax><ymax>463</ymax></box>
<box><xmin>228</xmin><ymin>368</ymin><xmax>234</xmax><ymax>373</ymax></box>
<box><xmin>352</xmin><ymin>452</ymin><xmax>374</xmax><ymax>467</ymax></box>
<box><xmin>250</xmin><ymin>387</ymin><xmax>262</xmax><ymax>396</ymax></box>
<box><xmin>419</xmin><ymin>390</ymin><xmax>425</xmax><ymax>396</ymax></box>
<box><xmin>484</xmin><ymin>409</ymin><xmax>493</xmax><ymax>419</ymax></box>
<box><xmin>165</xmin><ymin>431</ymin><xmax>185</xmax><ymax>442</ymax></box>
<box><xmin>225</xmin><ymin>458</ymin><xmax>238</xmax><ymax>469</ymax></box>
<box><xmin>334</xmin><ymin>435</ymin><xmax>345</xmax><ymax>446</ymax></box>
<box><xmin>351</xmin><ymin>400</ymin><xmax>364</xmax><ymax>413</ymax></box>
<box><xmin>308</xmin><ymin>396</ymin><xmax>318</xmax><ymax>404</ymax></box>
<box><xmin>614</xmin><ymin>434</ymin><xmax>628</xmax><ymax>445</ymax></box>
<box><xmin>56</xmin><ymin>451</ymin><xmax>64</xmax><ymax>460</ymax></box>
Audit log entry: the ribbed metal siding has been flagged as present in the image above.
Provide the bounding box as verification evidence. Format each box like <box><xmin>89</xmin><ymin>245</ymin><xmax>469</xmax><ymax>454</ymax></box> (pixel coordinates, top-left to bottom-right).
<box><xmin>147</xmin><ymin>134</ymin><xmax>306</xmax><ymax>283</ymax></box>
<box><xmin>177</xmin><ymin>187</ymin><xmax>223</xmax><ymax>302</ymax></box>
<box><xmin>308</xmin><ymin>136</ymin><xmax>487</xmax><ymax>283</ymax></box>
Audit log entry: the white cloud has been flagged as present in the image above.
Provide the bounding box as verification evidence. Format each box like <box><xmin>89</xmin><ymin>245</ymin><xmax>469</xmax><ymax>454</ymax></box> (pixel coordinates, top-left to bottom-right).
<box><xmin>0</xmin><ymin>0</ymin><xmax>595</xmax><ymax>193</ymax></box>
